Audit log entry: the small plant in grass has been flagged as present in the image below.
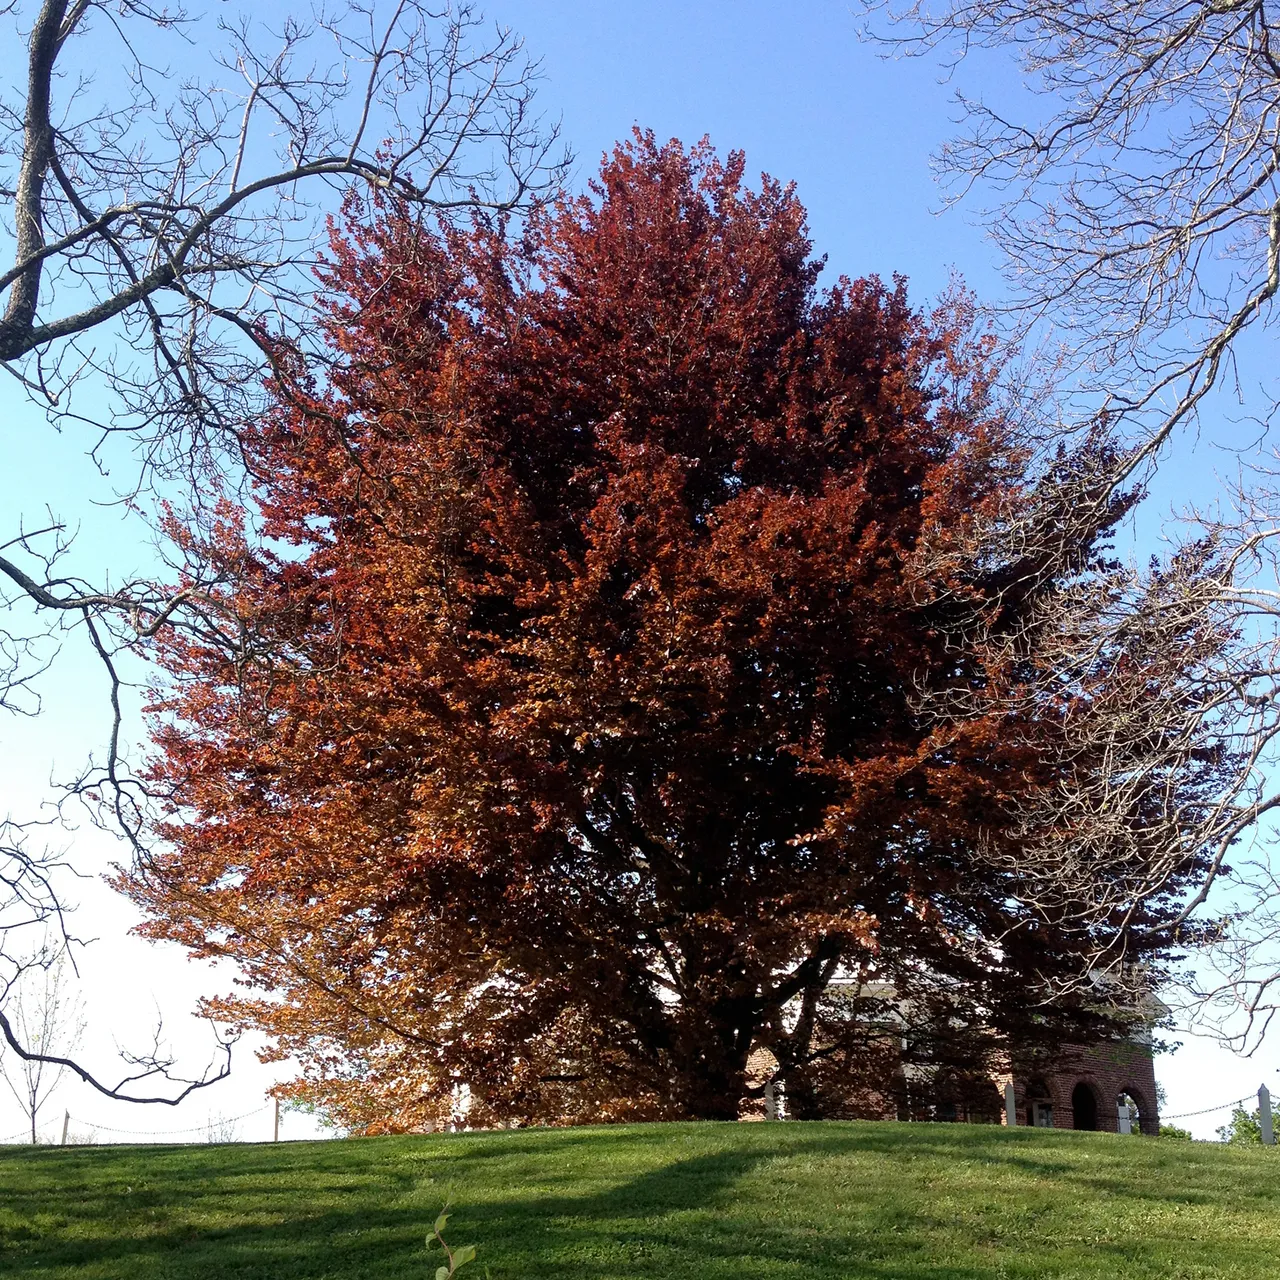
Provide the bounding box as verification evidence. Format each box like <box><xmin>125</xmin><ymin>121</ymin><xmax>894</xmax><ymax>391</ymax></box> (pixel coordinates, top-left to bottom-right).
<box><xmin>431</xmin><ymin>1205</ymin><xmax>477</xmax><ymax>1278</ymax></box>
<box><xmin>1159</xmin><ymin>1123</ymin><xmax>1193</xmax><ymax>1141</ymax></box>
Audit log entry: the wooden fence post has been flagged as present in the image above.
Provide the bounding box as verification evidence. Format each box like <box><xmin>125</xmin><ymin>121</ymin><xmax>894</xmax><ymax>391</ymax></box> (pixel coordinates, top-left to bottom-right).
<box><xmin>1004</xmin><ymin>1083</ymin><xmax>1017</xmax><ymax>1127</ymax></box>
<box><xmin>1259</xmin><ymin>1084</ymin><xmax>1274</xmax><ymax>1146</ymax></box>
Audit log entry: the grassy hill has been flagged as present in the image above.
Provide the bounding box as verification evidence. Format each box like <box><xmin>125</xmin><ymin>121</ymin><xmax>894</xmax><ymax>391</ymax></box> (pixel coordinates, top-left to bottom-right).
<box><xmin>3</xmin><ymin>1120</ymin><xmax>1279</xmax><ymax>1279</ymax></box>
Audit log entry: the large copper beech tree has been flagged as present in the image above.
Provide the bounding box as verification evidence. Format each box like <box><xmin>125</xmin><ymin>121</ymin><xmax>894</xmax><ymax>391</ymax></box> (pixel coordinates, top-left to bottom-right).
<box><xmin>126</xmin><ymin>135</ymin><xmax>1214</xmax><ymax>1129</ymax></box>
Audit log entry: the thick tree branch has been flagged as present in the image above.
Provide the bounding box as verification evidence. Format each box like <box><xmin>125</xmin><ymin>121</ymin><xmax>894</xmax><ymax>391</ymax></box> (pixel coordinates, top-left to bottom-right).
<box><xmin>0</xmin><ymin>1005</ymin><xmax>233</xmax><ymax>1105</ymax></box>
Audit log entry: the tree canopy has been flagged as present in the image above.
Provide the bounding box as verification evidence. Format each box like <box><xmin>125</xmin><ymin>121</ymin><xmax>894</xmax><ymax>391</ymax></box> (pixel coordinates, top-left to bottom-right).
<box><xmin>126</xmin><ymin>134</ymin><xmax>1219</xmax><ymax>1129</ymax></box>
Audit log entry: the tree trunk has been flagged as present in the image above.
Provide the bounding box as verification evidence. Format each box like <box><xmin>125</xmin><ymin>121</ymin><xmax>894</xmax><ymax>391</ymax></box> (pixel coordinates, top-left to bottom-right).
<box><xmin>665</xmin><ymin>1036</ymin><xmax>750</xmax><ymax>1121</ymax></box>
<box><xmin>778</xmin><ymin>1069</ymin><xmax>824</xmax><ymax>1121</ymax></box>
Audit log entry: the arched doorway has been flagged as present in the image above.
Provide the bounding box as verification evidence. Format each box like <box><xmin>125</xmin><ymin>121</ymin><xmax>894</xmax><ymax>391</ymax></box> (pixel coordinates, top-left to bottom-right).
<box><xmin>1117</xmin><ymin>1089</ymin><xmax>1146</xmax><ymax>1135</ymax></box>
<box><xmin>1071</xmin><ymin>1082</ymin><xmax>1099</xmax><ymax>1131</ymax></box>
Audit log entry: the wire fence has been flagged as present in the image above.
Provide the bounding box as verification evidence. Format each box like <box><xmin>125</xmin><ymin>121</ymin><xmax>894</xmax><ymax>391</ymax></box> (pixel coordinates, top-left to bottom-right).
<box><xmin>1162</xmin><ymin>1093</ymin><xmax>1256</xmax><ymax>1122</ymax></box>
<box><xmin>69</xmin><ymin>1103</ymin><xmax>271</xmax><ymax>1139</ymax></box>
<box><xmin>1</xmin><ymin>1088</ymin><xmax>1273</xmax><ymax>1143</ymax></box>
<box><xmin>0</xmin><ymin>1102</ymin><xmax>285</xmax><ymax>1146</ymax></box>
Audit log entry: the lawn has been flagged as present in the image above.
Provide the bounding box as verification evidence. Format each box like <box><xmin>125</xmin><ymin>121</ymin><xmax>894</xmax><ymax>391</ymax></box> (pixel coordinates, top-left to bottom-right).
<box><xmin>2</xmin><ymin>1121</ymin><xmax>1277</xmax><ymax>1279</ymax></box>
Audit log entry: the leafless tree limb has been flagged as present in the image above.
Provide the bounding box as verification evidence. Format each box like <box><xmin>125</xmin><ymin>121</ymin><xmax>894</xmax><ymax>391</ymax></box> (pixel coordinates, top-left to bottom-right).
<box><xmin>860</xmin><ymin>0</ymin><xmax>1280</xmax><ymax>1055</ymax></box>
<box><xmin>864</xmin><ymin>0</ymin><xmax>1280</xmax><ymax>461</ymax></box>
<box><xmin>907</xmin><ymin>432</ymin><xmax>1280</xmax><ymax>1049</ymax></box>
<box><xmin>0</xmin><ymin>0</ymin><xmax>564</xmax><ymax>1100</ymax></box>
<box><xmin>0</xmin><ymin>992</ymin><xmax>234</xmax><ymax>1109</ymax></box>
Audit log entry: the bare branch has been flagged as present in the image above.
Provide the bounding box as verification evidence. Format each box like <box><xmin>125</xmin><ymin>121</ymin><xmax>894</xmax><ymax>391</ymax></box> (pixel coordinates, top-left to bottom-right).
<box><xmin>0</xmin><ymin>1000</ymin><xmax>234</xmax><ymax>1107</ymax></box>
<box><xmin>0</xmin><ymin>0</ymin><xmax>565</xmax><ymax>1107</ymax></box>
<box><xmin>864</xmin><ymin>0</ymin><xmax>1280</xmax><ymax>454</ymax></box>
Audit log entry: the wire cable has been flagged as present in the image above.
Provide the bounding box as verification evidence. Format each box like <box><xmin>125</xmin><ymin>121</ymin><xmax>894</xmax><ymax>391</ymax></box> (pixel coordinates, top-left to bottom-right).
<box><xmin>62</xmin><ymin>1103</ymin><xmax>270</xmax><ymax>1139</ymax></box>
<box><xmin>1161</xmin><ymin>1093</ymin><xmax>1254</xmax><ymax>1121</ymax></box>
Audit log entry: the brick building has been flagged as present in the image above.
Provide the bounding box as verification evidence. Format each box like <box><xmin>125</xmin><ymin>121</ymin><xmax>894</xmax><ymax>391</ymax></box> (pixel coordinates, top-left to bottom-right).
<box><xmin>994</xmin><ymin>1038</ymin><xmax>1160</xmax><ymax>1134</ymax></box>
<box><xmin>748</xmin><ymin>1027</ymin><xmax>1161</xmax><ymax>1132</ymax></box>
<box><xmin>889</xmin><ymin>1033</ymin><xmax>1160</xmax><ymax>1133</ymax></box>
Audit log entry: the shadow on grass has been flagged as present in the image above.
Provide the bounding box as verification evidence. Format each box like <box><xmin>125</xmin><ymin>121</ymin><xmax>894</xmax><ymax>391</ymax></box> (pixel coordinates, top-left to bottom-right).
<box><xmin>470</xmin><ymin>1144</ymin><xmax>1004</xmax><ymax>1279</ymax></box>
<box><xmin>4</xmin><ymin>1123</ymin><xmax>1280</xmax><ymax>1279</ymax></box>
<box><xmin>838</xmin><ymin>1123</ymin><xmax>1280</xmax><ymax>1208</ymax></box>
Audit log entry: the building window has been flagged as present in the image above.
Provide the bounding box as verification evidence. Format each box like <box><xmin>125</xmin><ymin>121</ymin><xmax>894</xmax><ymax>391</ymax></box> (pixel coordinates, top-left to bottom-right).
<box><xmin>1026</xmin><ymin>1077</ymin><xmax>1054</xmax><ymax>1128</ymax></box>
<box><xmin>933</xmin><ymin>1075</ymin><xmax>1004</xmax><ymax>1124</ymax></box>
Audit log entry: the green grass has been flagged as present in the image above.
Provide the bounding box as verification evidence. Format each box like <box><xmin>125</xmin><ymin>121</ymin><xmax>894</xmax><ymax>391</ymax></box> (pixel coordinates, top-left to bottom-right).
<box><xmin>3</xmin><ymin>1121</ymin><xmax>1278</xmax><ymax>1278</ymax></box>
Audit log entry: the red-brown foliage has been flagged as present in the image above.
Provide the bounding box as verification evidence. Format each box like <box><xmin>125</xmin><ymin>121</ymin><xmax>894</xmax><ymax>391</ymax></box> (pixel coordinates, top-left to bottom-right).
<box><xmin>129</xmin><ymin>135</ymin><xmax>1166</xmax><ymax>1128</ymax></box>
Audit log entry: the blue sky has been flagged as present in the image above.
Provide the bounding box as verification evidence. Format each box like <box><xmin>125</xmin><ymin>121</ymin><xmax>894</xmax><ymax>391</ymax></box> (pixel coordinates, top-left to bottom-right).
<box><xmin>504</xmin><ymin>0</ymin><xmax>999</xmax><ymax>300</ymax></box>
<box><xmin>0</xmin><ymin>0</ymin><xmax>1267</xmax><ymax>1141</ymax></box>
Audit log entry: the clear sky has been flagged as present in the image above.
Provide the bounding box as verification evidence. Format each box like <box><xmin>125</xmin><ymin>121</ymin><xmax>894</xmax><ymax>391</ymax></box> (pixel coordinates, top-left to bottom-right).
<box><xmin>0</xmin><ymin>0</ymin><xmax>1267</xmax><ymax>1143</ymax></box>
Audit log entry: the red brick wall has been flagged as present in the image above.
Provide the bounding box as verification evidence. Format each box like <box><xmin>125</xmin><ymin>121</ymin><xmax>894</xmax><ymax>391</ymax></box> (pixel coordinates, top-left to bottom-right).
<box><xmin>996</xmin><ymin>1040</ymin><xmax>1159</xmax><ymax>1134</ymax></box>
<box><xmin>741</xmin><ymin>1035</ymin><xmax>1161</xmax><ymax>1130</ymax></box>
